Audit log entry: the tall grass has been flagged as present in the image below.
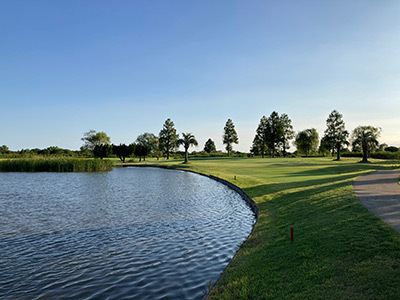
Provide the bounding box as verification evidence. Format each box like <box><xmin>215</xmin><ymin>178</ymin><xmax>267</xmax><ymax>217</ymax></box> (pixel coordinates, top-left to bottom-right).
<box><xmin>0</xmin><ymin>158</ymin><xmax>113</xmax><ymax>172</ymax></box>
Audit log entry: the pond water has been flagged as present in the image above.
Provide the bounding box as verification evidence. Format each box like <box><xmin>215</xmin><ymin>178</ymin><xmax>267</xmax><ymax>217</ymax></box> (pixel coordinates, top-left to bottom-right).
<box><xmin>0</xmin><ymin>167</ymin><xmax>255</xmax><ymax>299</ymax></box>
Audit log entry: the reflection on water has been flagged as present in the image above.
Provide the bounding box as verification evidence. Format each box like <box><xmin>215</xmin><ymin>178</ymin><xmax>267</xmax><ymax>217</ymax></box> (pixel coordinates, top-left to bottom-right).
<box><xmin>0</xmin><ymin>167</ymin><xmax>255</xmax><ymax>299</ymax></box>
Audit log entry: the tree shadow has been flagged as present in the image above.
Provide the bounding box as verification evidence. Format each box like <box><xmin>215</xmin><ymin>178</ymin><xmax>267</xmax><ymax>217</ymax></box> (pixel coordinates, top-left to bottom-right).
<box><xmin>243</xmin><ymin>171</ymin><xmax>368</xmax><ymax>199</ymax></box>
<box><xmin>287</xmin><ymin>163</ymin><xmax>394</xmax><ymax>177</ymax></box>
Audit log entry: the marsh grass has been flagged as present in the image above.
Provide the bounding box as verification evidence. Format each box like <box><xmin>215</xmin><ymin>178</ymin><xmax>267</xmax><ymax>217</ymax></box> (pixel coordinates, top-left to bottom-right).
<box><xmin>0</xmin><ymin>158</ymin><xmax>113</xmax><ymax>172</ymax></box>
<box><xmin>125</xmin><ymin>157</ymin><xmax>400</xmax><ymax>299</ymax></box>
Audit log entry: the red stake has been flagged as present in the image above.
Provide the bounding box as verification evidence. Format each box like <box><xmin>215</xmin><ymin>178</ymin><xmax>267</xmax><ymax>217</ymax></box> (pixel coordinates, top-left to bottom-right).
<box><xmin>290</xmin><ymin>226</ymin><xmax>294</xmax><ymax>242</ymax></box>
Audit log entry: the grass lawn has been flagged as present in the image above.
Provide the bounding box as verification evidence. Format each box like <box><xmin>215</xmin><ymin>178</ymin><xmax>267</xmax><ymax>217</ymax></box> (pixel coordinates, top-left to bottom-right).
<box><xmin>122</xmin><ymin>157</ymin><xmax>400</xmax><ymax>299</ymax></box>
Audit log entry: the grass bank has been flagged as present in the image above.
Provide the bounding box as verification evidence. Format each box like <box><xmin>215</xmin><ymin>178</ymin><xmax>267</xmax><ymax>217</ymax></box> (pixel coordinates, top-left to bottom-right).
<box><xmin>0</xmin><ymin>158</ymin><xmax>113</xmax><ymax>172</ymax></box>
<box><xmin>124</xmin><ymin>157</ymin><xmax>400</xmax><ymax>299</ymax></box>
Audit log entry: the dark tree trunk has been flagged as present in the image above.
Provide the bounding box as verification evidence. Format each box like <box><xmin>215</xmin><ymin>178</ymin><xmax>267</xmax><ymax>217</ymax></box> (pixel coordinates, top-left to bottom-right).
<box><xmin>362</xmin><ymin>142</ymin><xmax>368</xmax><ymax>162</ymax></box>
<box><xmin>362</xmin><ymin>150</ymin><xmax>368</xmax><ymax>162</ymax></box>
<box><xmin>336</xmin><ymin>143</ymin><xmax>341</xmax><ymax>160</ymax></box>
<box><xmin>166</xmin><ymin>151</ymin><xmax>169</xmax><ymax>160</ymax></box>
<box><xmin>184</xmin><ymin>148</ymin><xmax>188</xmax><ymax>163</ymax></box>
<box><xmin>271</xmin><ymin>143</ymin><xmax>275</xmax><ymax>158</ymax></box>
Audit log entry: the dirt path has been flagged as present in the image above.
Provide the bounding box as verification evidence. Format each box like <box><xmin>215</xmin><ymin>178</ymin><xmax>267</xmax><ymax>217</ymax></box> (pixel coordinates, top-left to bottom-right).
<box><xmin>354</xmin><ymin>170</ymin><xmax>400</xmax><ymax>232</ymax></box>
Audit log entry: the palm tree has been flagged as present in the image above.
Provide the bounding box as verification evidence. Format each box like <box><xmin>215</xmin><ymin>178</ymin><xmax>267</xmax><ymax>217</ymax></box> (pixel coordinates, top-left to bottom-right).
<box><xmin>177</xmin><ymin>133</ymin><xmax>198</xmax><ymax>163</ymax></box>
<box><xmin>351</xmin><ymin>126</ymin><xmax>381</xmax><ymax>162</ymax></box>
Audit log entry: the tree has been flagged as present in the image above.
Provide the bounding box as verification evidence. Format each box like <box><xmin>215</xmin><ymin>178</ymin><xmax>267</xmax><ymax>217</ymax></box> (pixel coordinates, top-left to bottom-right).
<box><xmin>253</xmin><ymin>116</ymin><xmax>269</xmax><ymax>158</ymax></box>
<box><xmin>0</xmin><ymin>145</ymin><xmax>10</xmax><ymax>153</ymax></box>
<box><xmin>351</xmin><ymin>126</ymin><xmax>381</xmax><ymax>162</ymax></box>
<box><xmin>295</xmin><ymin>128</ymin><xmax>319</xmax><ymax>156</ymax></box>
<box><xmin>223</xmin><ymin>119</ymin><xmax>238</xmax><ymax>157</ymax></box>
<box><xmin>378</xmin><ymin>143</ymin><xmax>388</xmax><ymax>151</ymax></box>
<box><xmin>323</xmin><ymin>110</ymin><xmax>349</xmax><ymax>160</ymax></box>
<box><xmin>177</xmin><ymin>133</ymin><xmax>198</xmax><ymax>163</ymax></box>
<box><xmin>158</xmin><ymin>119</ymin><xmax>179</xmax><ymax>160</ymax></box>
<box><xmin>93</xmin><ymin>144</ymin><xmax>112</xmax><ymax>159</ymax></box>
<box><xmin>135</xmin><ymin>133</ymin><xmax>158</xmax><ymax>161</ymax></box>
<box><xmin>319</xmin><ymin>136</ymin><xmax>331</xmax><ymax>156</ymax></box>
<box><xmin>265</xmin><ymin>111</ymin><xmax>284</xmax><ymax>157</ymax></box>
<box><xmin>252</xmin><ymin>112</ymin><xmax>294</xmax><ymax>157</ymax></box>
<box><xmin>204</xmin><ymin>138</ymin><xmax>217</xmax><ymax>153</ymax></box>
<box><xmin>136</xmin><ymin>133</ymin><xmax>159</xmax><ymax>154</ymax></box>
<box><xmin>134</xmin><ymin>143</ymin><xmax>150</xmax><ymax>162</ymax></box>
<box><xmin>154</xmin><ymin>150</ymin><xmax>164</xmax><ymax>160</ymax></box>
<box><xmin>81</xmin><ymin>130</ymin><xmax>111</xmax><ymax>151</ymax></box>
<box><xmin>113</xmin><ymin>144</ymin><xmax>134</xmax><ymax>162</ymax></box>
<box><xmin>251</xmin><ymin>134</ymin><xmax>268</xmax><ymax>157</ymax></box>
<box><xmin>280</xmin><ymin>113</ymin><xmax>295</xmax><ymax>157</ymax></box>
<box><xmin>385</xmin><ymin>146</ymin><xmax>399</xmax><ymax>152</ymax></box>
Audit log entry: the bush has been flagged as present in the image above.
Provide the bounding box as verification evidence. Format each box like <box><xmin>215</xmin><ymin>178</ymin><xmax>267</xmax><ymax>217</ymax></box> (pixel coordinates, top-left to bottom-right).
<box><xmin>341</xmin><ymin>151</ymin><xmax>400</xmax><ymax>160</ymax></box>
<box><xmin>0</xmin><ymin>158</ymin><xmax>113</xmax><ymax>172</ymax></box>
<box><xmin>385</xmin><ymin>146</ymin><xmax>399</xmax><ymax>152</ymax></box>
<box><xmin>370</xmin><ymin>151</ymin><xmax>400</xmax><ymax>160</ymax></box>
<box><xmin>341</xmin><ymin>152</ymin><xmax>363</xmax><ymax>157</ymax></box>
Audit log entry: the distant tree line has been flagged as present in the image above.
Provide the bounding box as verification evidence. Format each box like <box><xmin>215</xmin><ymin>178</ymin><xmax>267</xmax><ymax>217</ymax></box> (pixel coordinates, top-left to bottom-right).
<box><xmin>295</xmin><ymin>110</ymin><xmax>385</xmax><ymax>162</ymax></box>
<box><xmin>81</xmin><ymin>118</ymin><xmax>242</xmax><ymax>163</ymax></box>
<box><xmin>1</xmin><ymin>110</ymin><xmax>398</xmax><ymax>163</ymax></box>
<box><xmin>249</xmin><ymin>109</ymin><xmax>395</xmax><ymax>162</ymax></box>
<box><xmin>76</xmin><ymin>119</ymin><xmax>200</xmax><ymax>163</ymax></box>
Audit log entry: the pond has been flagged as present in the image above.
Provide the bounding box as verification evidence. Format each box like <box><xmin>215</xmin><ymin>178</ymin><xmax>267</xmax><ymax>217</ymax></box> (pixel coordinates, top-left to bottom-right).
<box><xmin>0</xmin><ymin>167</ymin><xmax>255</xmax><ymax>299</ymax></box>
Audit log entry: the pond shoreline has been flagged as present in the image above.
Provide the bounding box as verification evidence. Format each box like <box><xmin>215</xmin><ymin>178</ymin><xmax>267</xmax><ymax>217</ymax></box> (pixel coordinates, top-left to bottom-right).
<box><xmin>1</xmin><ymin>167</ymin><xmax>255</xmax><ymax>299</ymax></box>
<box><xmin>122</xmin><ymin>164</ymin><xmax>258</xmax><ymax>299</ymax></box>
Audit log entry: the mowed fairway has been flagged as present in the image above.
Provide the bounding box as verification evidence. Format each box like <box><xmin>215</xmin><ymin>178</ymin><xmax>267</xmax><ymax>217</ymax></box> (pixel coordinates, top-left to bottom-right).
<box><xmin>125</xmin><ymin>157</ymin><xmax>400</xmax><ymax>299</ymax></box>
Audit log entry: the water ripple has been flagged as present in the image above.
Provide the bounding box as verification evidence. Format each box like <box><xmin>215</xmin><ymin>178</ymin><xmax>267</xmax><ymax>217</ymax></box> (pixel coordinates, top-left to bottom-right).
<box><xmin>0</xmin><ymin>167</ymin><xmax>255</xmax><ymax>299</ymax></box>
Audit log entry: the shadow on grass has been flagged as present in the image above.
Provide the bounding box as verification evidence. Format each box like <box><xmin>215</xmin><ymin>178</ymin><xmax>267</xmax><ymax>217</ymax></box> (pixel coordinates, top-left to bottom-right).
<box><xmin>189</xmin><ymin>157</ymin><xmax>248</xmax><ymax>162</ymax></box>
<box><xmin>213</xmin><ymin>171</ymin><xmax>400</xmax><ymax>299</ymax></box>
<box><xmin>287</xmin><ymin>163</ymin><xmax>395</xmax><ymax>177</ymax></box>
<box><xmin>243</xmin><ymin>171</ymin><xmax>367</xmax><ymax>199</ymax></box>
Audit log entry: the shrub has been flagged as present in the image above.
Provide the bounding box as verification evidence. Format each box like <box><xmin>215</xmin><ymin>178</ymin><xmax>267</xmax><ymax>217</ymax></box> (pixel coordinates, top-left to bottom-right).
<box><xmin>385</xmin><ymin>146</ymin><xmax>399</xmax><ymax>152</ymax></box>
<box><xmin>370</xmin><ymin>151</ymin><xmax>400</xmax><ymax>160</ymax></box>
<box><xmin>341</xmin><ymin>152</ymin><xmax>363</xmax><ymax>157</ymax></box>
<box><xmin>341</xmin><ymin>151</ymin><xmax>400</xmax><ymax>160</ymax></box>
<box><xmin>0</xmin><ymin>158</ymin><xmax>113</xmax><ymax>172</ymax></box>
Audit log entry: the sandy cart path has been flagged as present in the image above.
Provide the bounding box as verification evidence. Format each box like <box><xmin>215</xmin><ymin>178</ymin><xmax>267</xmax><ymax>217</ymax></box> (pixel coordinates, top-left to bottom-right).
<box><xmin>354</xmin><ymin>170</ymin><xmax>400</xmax><ymax>232</ymax></box>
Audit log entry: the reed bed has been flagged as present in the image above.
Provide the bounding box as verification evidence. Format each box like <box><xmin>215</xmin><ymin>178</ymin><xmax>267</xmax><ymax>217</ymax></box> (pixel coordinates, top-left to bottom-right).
<box><xmin>0</xmin><ymin>158</ymin><xmax>113</xmax><ymax>172</ymax></box>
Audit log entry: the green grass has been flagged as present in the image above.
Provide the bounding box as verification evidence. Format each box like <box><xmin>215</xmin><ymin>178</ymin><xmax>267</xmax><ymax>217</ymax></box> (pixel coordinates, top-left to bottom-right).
<box><xmin>124</xmin><ymin>157</ymin><xmax>400</xmax><ymax>299</ymax></box>
<box><xmin>0</xmin><ymin>158</ymin><xmax>113</xmax><ymax>172</ymax></box>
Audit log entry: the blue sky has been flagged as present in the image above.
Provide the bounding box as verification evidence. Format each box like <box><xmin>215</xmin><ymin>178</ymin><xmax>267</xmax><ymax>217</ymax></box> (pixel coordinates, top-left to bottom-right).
<box><xmin>1</xmin><ymin>1</ymin><xmax>399</xmax><ymax>152</ymax></box>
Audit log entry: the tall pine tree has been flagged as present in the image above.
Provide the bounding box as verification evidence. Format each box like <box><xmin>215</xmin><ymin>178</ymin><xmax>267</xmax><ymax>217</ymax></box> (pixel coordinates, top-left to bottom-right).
<box><xmin>253</xmin><ymin>116</ymin><xmax>269</xmax><ymax>158</ymax></box>
<box><xmin>323</xmin><ymin>110</ymin><xmax>349</xmax><ymax>160</ymax></box>
<box><xmin>223</xmin><ymin>119</ymin><xmax>238</xmax><ymax>157</ymax></box>
<box><xmin>203</xmin><ymin>138</ymin><xmax>217</xmax><ymax>153</ymax></box>
<box><xmin>280</xmin><ymin>113</ymin><xmax>295</xmax><ymax>157</ymax></box>
<box><xmin>266</xmin><ymin>111</ymin><xmax>284</xmax><ymax>157</ymax></box>
<box><xmin>158</xmin><ymin>118</ymin><xmax>179</xmax><ymax>160</ymax></box>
